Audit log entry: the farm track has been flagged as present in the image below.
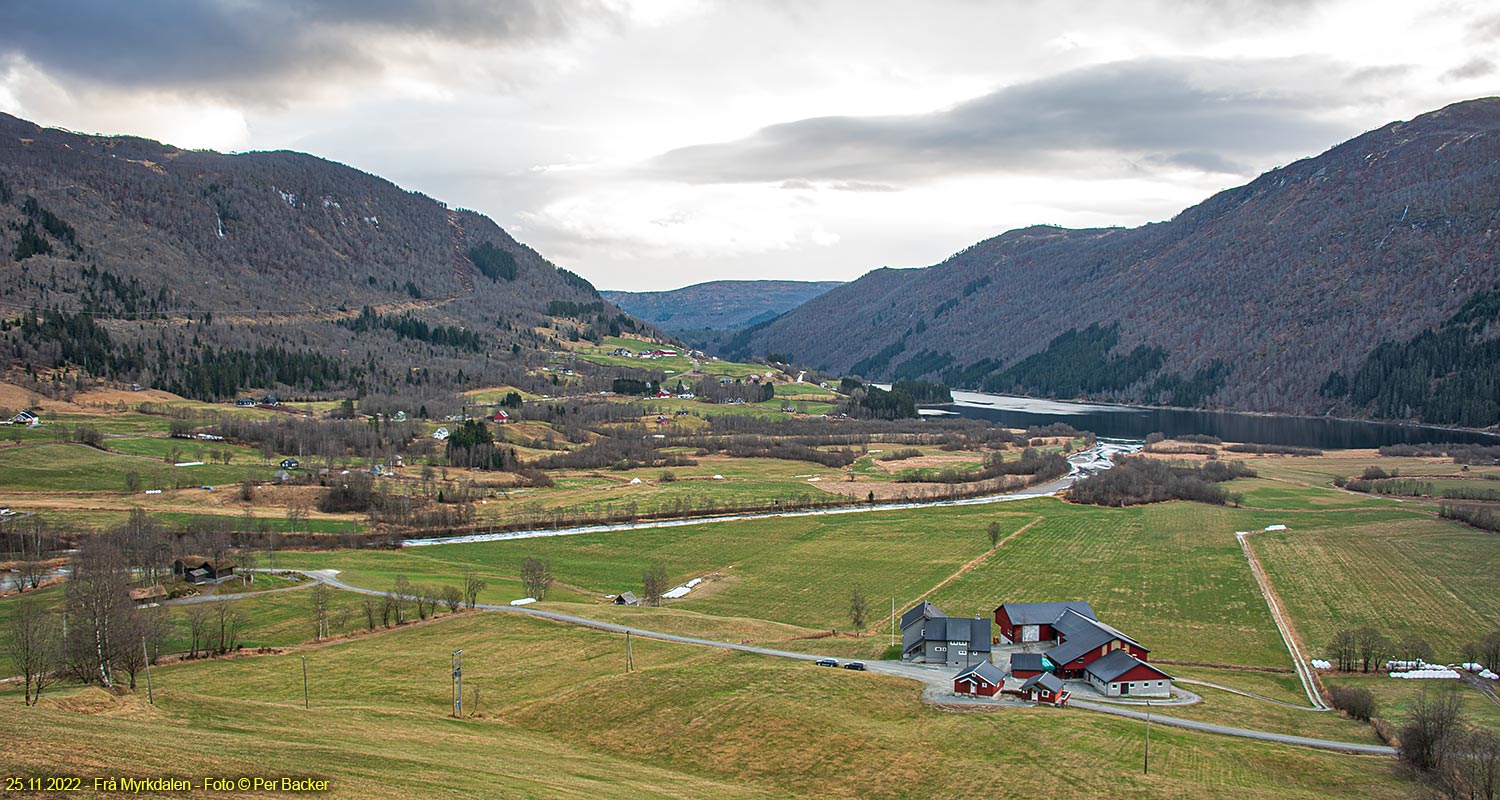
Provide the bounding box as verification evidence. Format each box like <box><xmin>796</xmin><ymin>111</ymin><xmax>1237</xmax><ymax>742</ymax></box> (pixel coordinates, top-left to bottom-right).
<box><xmin>1236</xmin><ymin>529</ymin><xmax>1330</xmax><ymax>710</ymax></box>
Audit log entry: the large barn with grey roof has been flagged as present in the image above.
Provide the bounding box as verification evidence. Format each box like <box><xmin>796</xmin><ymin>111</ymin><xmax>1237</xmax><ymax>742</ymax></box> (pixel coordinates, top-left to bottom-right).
<box><xmin>995</xmin><ymin>601</ymin><xmax>1172</xmax><ymax>698</ymax></box>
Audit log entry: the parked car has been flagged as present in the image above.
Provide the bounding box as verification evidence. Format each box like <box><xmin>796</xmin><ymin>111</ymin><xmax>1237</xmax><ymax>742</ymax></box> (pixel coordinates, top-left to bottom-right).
<box><xmin>843</xmin><ymin>661</ymin><xmax>867</xmax><ymax>671</ymax></box>
<box><xmin>815</xmin><ymin>658</ymin><xmax>839</xmax><ymax>668</ymax></box>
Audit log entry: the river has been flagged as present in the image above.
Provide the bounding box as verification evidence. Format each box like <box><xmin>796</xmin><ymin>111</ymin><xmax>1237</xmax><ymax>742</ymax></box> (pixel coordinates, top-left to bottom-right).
<box><xmin>929</xmin><ymin>389</ymin><xmax>1500</xmax><ymax>450</ymax></box>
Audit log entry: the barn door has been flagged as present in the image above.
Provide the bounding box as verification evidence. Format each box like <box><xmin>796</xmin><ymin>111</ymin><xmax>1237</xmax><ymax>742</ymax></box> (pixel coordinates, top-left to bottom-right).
<box><xmin>1022</xmin><ymin>625</ymin><xmax>1039</xmax><ymax>642</ymax></box>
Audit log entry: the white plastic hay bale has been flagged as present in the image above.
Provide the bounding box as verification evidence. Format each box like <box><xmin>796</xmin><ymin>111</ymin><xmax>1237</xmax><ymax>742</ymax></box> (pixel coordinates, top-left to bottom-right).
<box><xmin>510</xmin><ymin>597</ymin><xmax>536</xmax><ymax>606</ymax></box>
<box><xmin>629</xmin><ymin>477</ymin><xmax>642</xmax><ymax>485</ymax></box>
<box><xmin>685</xmin><ymin>578</ymin><xmax>702</xmax><ymax>588</ymax></box>
<box><xmin>1480</xmin><ymin>669</ymin><xmax>1498</xmax><ymax>680</ymax></box>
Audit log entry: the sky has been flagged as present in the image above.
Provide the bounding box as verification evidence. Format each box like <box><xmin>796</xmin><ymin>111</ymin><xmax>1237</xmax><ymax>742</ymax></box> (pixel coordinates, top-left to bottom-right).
<box><xmin>1</xmin><ymin>1</ymin><xmax>1498</xmax><ymax>291</ymax></box>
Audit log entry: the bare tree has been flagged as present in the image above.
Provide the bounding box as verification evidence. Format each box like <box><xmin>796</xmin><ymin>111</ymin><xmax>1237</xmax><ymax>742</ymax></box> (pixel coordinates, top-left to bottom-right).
<box><xmin>359</xmin><ymin>596</ymin><xmax>381</xmax><ymax>630</ymax></box>
<box><xmin>642</xmin><ymin>562</ymin><xmax>668</xmax><ymax>608</ymax></box>
<box><xmin>520</xmin><ymin>557</ymin><xmax>553</xmax><ymax>601</ymax></box>
<box><xmin>7</xmin><ymin>599</ymin><xmax>61</xmax><ymax>705</ymax></box>
<box><xmin>391</xmin><ymin>576</ymin><xmax>413</xmax><ymax>624</ymax></box>
<box><xmin>462</xmin><ymin>571</ymin><xmax>486</xmax><ymax>609</ymax></box>
<box><xmin>65</xmin><ymin>541</ymin><xmax>134</xmax><ymax>687</ymax></box>
<box><xmin>1400</xmin><ymin>689</ymin><xmax>1465</xmax><ymax>773</ymax></box>
<box><xmin>212</xmin><ymin>601</ymin><xmax>249</xmax><ymax>654</ymax></box>
<box><xmin>185</xmin><ymin>604</ymin><xmax>213</xmax><ymax>658</ymax></box>
<box><xmin>1441</xmin><ymin>727</ymin><xmax>1500</xmax><ymax>800</ymax></box>
<box><xmin>1393</xmin><ymin>635</ymin><xmax>1435</xmax><ymax>665</ymax></box>
<box><xmin>1327</xmin><ymin>629</ymin><xmax>1357</xmax><ymax>672</ymax></box>
<box><xmin>1480</xmin><ymin>630</ymin><xmax>1500</xmax><ymax>674</ymax></box>
<box><xmin>849</xmin><ymin>587</ymin><xmax>868</xmax><ymax>634</ymax></box>
<box><xmin>439</xmin><ymin>585</ymin><xmax>463</xmax><ymax>613</ymax></box>
<box><xmin>1353</xmin><ymin>627</ymin><xmax>1389</xmax><ymax>673</ymax></box>
<box><xmin>236</xmin><ymin>549</ymin><xmax>258</xmax><ymax>585</ymax></box>
<box><xmin>114</xmin><ymin>609</ymin><xmax>169</xmax><ymax>689</ymax></box>
<box><xmin>309</xmin><ymin>582</ymin><xmax>332</xmax><ymax>641</ymax></box>
<box><xmin>285</xmin><ymin>501</ymin><xmax>309</xmax><ymax>536</ymax></box>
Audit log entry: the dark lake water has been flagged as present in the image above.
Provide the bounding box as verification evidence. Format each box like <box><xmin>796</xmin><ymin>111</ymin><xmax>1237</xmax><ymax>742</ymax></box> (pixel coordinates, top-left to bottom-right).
<box><xmin>934</xmin><ymin>390</ymin><xmax>1500</xmax><ymax>450</ymax></box>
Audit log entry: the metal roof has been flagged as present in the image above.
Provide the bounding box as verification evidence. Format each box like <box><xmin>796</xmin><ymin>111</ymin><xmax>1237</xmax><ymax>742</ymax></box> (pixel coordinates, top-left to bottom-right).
<box><xmin>1046</xmin><ymin>609</ymin><xmax>1141</xmax><ymax>666</ymax></box>
<box><xmin>953</xmin><ymin>660</ymin><xmax>1004</xmax><ymax>686</ymax></box>
<box><xmin>1083</xmin><ymin>650</ymin><xmax>1172</xmax><ymax>683</ymax></box>
<box><xmin>900</xmin><ymin>601</ymin><xmax>945</xmax><ymax>630</ymax></box>
<box><xmin>1021</xmin><ymin>672</ymin><xmax>1066</xmax><ymax>693</ymax></box>
<box><xmin>996</xmin><ymin>601</ymin><xmax>1096</xmax><ymax>626</ymax></box>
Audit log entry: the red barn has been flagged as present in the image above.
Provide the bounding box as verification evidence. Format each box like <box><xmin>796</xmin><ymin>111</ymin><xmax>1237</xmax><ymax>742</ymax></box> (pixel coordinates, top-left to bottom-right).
<box><xmin>1084</xmin><ymin>650</ymin><xmax>1173</xmax><ymax>697</ymax></box>
<box><xmin>952</xmin><ymin>660</ymin><xmax>1004</xmax><ymax>697</ymax></box>
<box><xmin>994</xmin><ymin>601</ymin><xmax>1096</xmax><ymax>644</ymax></box>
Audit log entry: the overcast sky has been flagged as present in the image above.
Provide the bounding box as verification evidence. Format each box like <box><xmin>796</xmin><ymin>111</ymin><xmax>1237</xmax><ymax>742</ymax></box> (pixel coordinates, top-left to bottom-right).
<box><xmin>2</xmin><ymin>1</ymin><xmax>1497</xmax><ymax>291</ymax></box>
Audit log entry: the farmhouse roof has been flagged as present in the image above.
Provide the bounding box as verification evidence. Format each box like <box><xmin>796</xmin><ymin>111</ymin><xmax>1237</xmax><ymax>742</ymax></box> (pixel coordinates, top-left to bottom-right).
<box><xmin>953</xmin><ymin>660</ymin><xmax>1004</xmax><ymax>686</ymax></box>
<box><xmin>1047</xmin><ymin>610</ymin><xmax>1143</xmax><ymax>666</ymax></box>
<box><xmin>1084</xmin><ymin>650</ymin><xmax>1171</xmax><ymax>683</ymax></box>
<box><xmin>900</xmin><ymin>601</ymin><xmax>945</xmax><ymax>630</ymax></box>
<box><xmin>997</xmin><ymin>601</ymin><xmax>1095</xmax><ymax>625</ymax></box>
<box><xmin>1021</xmin><ymin>672</ymin><xmax>1065</xmax><ymax>694</ymax></box>
<box><xmin>919</xmin><ymin>616</ymin><xmax>992</xmax><ymax>652</ymax></box>
<box><xmin>1010</xmin><ymin>652</ymin><xmax>1052</xmax><ymax>673</ymax></box>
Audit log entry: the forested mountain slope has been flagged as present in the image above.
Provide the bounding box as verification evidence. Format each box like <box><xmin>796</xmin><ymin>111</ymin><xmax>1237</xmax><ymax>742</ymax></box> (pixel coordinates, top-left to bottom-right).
<box><xmin>603</xmin><ymin>280</ymin><xmax>842</xmax><ymax>332</ymax></box>
<box><xmin>0</xmin><ymin>113</ymin><xmax>653</xmax><ymax>403</ymax></box>
<box><xmin>728</xmin><ymin>98</ymin><xmax>1500</xmax><ymax>426</ymax></box>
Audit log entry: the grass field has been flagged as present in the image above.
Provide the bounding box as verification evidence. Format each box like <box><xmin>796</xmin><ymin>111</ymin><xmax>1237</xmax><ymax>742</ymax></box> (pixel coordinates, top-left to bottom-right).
<box><xmin>0</xmin><ymin>442</ymin><xmax>268</xmax><ymax>492</ymax></box>
<box><xmin>0</xmin><ymin>611</ymin><xmax>1416</xmax><ymax>800</ymax></box>
<box><xmin>1249</xmin><ymin>515</ymin><xmax>1500</xmax><ymax>662</ymax></box>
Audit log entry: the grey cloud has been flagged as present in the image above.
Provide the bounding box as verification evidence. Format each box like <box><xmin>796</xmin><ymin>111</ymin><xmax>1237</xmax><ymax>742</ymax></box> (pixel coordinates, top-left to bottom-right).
<box><xmin>1444</xmin><ymin>58</ymin><xmax>1497</xmax><ymax>81</ymax></box>
<box><xmin>648</xmin><ymin>58</ymin><xmax>1367</xmax><ymax>184</ymax></box>
<box><xmin>0</xmin><ymin>0</ymin><xmax>610</xmax><ymax>99</ymax></box>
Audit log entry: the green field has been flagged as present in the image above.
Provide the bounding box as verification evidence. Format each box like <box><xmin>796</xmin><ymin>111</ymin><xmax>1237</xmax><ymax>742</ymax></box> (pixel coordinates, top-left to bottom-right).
<box><xmin>0</xmin><ymin>442</ymin><xmax>269</xmax><ymax>492</ymax></box>
<box><xmin>1249</xmin><ymin>515</ymin><xmax>1500</xmax><ymax>662</ymax></box>
<box><xmin>1</xmin><ymin>612</ymin><xmax>1415</xmax><ymax>800</ymax></box>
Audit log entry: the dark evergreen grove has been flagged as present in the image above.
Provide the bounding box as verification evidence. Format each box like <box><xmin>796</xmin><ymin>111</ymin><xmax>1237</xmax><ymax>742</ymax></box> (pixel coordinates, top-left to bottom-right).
<box><xmin>1327</xmin><ymin>289</ymin><xmax>1500</xmax><ymax>426</ymax></box>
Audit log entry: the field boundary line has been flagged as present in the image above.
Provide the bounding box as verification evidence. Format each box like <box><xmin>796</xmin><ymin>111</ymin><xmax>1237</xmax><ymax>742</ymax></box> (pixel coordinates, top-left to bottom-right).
<box><xmin>911</xmin><ymin>515</ymin><xmax>1044</xmax><ymax>609</ymax></box>
<box><xmin>1236</xmin><ymin>529</ymin><xmax>1329</xmax><ymax>710</ymax></box>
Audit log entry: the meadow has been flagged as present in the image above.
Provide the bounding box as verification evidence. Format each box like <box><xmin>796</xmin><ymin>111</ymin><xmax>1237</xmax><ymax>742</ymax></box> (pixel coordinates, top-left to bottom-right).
<box><xmin>1</xmin><ymin>611</ymin><xmax>1417</xmax><ymax>800</ymax></box>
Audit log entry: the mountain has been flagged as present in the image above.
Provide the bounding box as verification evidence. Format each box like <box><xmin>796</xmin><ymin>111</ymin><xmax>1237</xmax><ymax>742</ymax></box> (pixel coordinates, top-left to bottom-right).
<box><xmin>0</xmin><ymin>113</ymin><xmax>655</xmax><ymax>405</ymax></box>
<box><xmin>602</xmin><ymin>280</ymin><xmax>843</xmax><ymax>332</ymax></box>
<box><xmin>725</xmin><ymin>98</ymin><xmax>1500</xmax><ymax>426</ymax></box>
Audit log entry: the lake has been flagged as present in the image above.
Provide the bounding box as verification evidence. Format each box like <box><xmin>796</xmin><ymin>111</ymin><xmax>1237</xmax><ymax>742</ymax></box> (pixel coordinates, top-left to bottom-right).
<box><xmin>933</xmin><ymin>389</ymin><xmax>1500</xmax><ymax>450</ymax></box>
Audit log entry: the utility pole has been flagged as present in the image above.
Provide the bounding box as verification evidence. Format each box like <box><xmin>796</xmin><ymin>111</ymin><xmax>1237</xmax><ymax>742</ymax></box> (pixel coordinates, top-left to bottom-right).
<box><xmin>141</xmin><ymin>637</ymin><xmax>153</xmax><ymax>705</ymax></box>
<box><xmin>301</xmin><ymin>655</ymin><xmax>309</xmax><ymax>709</ymax></box>
<box><xmin>626</xmin><ymin>631</ymin><xmax>634</xmax><ymax>672</ymax></box>
<box><xmin>1144</xmin><ymin>700</ymin><xmax>1151</xmax><ymax>775</ymax></box>
<box><xmin>890</xmin><ymin>598</ymin><xmax>896</xmax><ymax>649</ymax></box>
<box><xmin>452</xmin><ymin>650</ymin><xmax>463</xmax><ymax>717</ymax></box>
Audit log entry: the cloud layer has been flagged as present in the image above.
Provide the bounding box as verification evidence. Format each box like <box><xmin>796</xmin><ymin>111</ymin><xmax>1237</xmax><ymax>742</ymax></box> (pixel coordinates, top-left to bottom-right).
<box><xmin>649</xmin><ymin>58</ymin><xmax>1384</xmax><ymax>184</ymax></box>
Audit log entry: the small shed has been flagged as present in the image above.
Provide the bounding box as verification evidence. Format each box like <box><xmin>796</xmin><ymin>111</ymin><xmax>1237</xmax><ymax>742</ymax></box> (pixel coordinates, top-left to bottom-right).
<box><xmin>613</xmin><ymin>592</ymin><xmax>640</xmax><ymax>606</ymax></box>
<box><xmin>235</xmin><ymin>398</ymin><xmax>256</xmax><ymax>407</ymax></box>
<box><xmin>1021</xmin><ymin>672</ymin><xmax>1069</xmax><ymax>706</ymax></box>
<box><xmin>280</xmin><ymin>457</ymin><xmax>300</xmax><ymax>470</ymax></box>
<box><xmin>128</xmin><ymin>584</ymin><xmax>167</xmax><ymax>608</ymax></box>
<box><xmin>952</xmin><ymin>660</ymin><xmax>1004</xmax><ymax>697</ymax></box>
<box><xmin>1010</xmin><ymin>652</ymin><xmax>1054</xmax><ymax>679</ymax></box>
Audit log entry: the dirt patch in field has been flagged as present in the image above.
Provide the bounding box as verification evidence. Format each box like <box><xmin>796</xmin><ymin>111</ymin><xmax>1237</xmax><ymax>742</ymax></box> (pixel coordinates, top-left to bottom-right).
<box><xmin>815</xmin><ymin>474</ymin><xmax>1028</xmax><ymax>502</ymax></box>
<box><xmin>47</xmin><ymin>687</ymin><xmax>160</xmax><ymax>718</ymax></box>
<box><xmin>874</xmin><ymin>452</ymin><xmax>986</xmax><ymax>474</ymax></box>
<box><xmin>74</xmin><ymin>387</ymin><xmax>189</xmax><ymax>407</ymax></box>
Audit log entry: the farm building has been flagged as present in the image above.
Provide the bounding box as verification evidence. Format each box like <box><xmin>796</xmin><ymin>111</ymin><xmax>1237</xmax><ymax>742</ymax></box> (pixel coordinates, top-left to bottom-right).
<box><xmin>1020</xmin><ymin>672</ymin><xmax>1069</xmax><ymax>706</ymax></box>
<box><xmin>235</xmin><ymin>398</ymin><xmax>255</xmax><ymax>407</ymax></box>
<box><xmin>952</xmin><ymin>660</ymin><xmax>1004</xmax><ymax>697</ymax></box>
<box><xmin>1009</xmin><ymin>652</ymin><xmax>1055</xmax><ymax>680</ymax></box>
<box><xmin>173</xmin><ymin>557</ymin><xmax>236</xmax><ymax>584</ymax></box>
<box><xmin>280</xmin><ymin>458</ymin><xmax>300</xmax><ymax>470</ymax></box>
<box><xmin>127</xmin><ymin>585</ymin><xmax>167</xmax><ymax>608</ymax></box>
<box><xmin>995</xmin><ymin>601</ymin><xmax>1095</xmax><ymax>644</ymax></box>
<box><xmin>613</xmin><ymin>592</ymin><xmax>640</xmax><ymax>606</ymax></box>
<box><xmin>901</xmin><ymin>602</ymin><xmax>993</xmax><ymax>667</ymax></box>
<box><xmin>1082</xmin><ymin>650</ymin><xmax>1173</xmax><ymax>697</ymax></box>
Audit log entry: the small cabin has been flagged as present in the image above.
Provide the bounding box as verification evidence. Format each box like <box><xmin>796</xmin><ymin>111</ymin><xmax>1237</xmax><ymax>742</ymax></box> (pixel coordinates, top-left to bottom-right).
<box><xmin>953</xmin><ymin>660</ymin><xmax>1004</xmax><ymax>697</ymax></box>
<box><xmin>280</xmin><ymin>458</ymin><xmax>300</xmax><ymax>470</ymax></box>
<box><xmin>613</xmin><ymin>592</ymin><xmax>640</xmax><ymax>606</ymax></box>
<box><xmin>128</xmin><ymin>585</ymin><xmax>168</xmax><ymax>608</ymax></box>
<box><xmin>173</xmin><ymin>557</ymin><xmax>236</xmax><ymax>584</ymax></box>
<box><xmin>235</xmin><ymin>398</ymin><xmax>256</xmax><ymax>407</ymax></box>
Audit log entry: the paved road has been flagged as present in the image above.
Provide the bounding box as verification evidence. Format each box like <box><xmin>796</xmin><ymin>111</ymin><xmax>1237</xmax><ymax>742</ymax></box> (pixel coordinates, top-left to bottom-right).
<box><xmin>1069</xmin><ymin>700</ymin><xmax>1395</xmax><ymax>756</ymax></box>
<box><xmin>291</xmin><ymin>568</ymin><xmax>1394</xmax><ymax>757</ymax></box>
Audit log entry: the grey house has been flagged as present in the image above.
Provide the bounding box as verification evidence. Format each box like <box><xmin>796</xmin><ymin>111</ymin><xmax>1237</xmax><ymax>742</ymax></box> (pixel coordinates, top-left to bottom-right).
<box><xmin>900</xmin><ymin>601</ymin><xmax>993</xmax><ymax>667</ymax></box>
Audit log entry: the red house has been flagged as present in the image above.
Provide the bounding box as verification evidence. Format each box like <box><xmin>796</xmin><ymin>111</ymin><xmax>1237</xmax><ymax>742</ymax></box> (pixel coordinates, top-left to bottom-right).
<box><xmin>1021</xmin><ymin>672</ymin><xmax>1070</xmax><ymax>706</ymax></box>
<box><xmin>952</xmin><ymin>660</ymin><xmax>1004</xmax><ymax>697</ymax></box>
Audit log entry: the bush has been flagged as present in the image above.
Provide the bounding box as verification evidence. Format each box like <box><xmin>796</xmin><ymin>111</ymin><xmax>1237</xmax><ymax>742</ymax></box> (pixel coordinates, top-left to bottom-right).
<box><xmin>1330</xmin><ymin>685</ymin><xmax>1377</xmax><ymax>722</ymax></box>
<box><xmin>1223</xmin><ymin>443</ymin><xmax>1323</xmax><ymax>456</ymax></box>
<box><xmin>1069</xmin><ymin>456</ymin><xmax>1255</xmax><ymax>507</ymax></box>
<box><xmin>1361</xmin><ymin>466</ymin><xmax>1389</xmax><ymax>480</ymax></box>
<box><xmin>878</xmin><ymin>448</ymin><xmax>923</xmax><ymax>462</ymax></box>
